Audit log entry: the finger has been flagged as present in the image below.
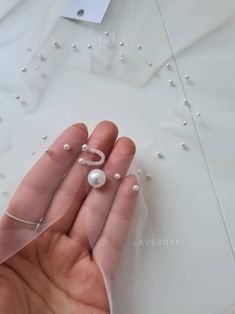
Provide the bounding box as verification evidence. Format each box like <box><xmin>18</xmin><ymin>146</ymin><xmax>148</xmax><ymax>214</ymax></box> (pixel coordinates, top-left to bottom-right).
<box><xmin>69</xmin><ymin>137</ymin><xmax>136</xmax><ymax>250</ymax></box>
<box><xmin>4</xmin><ymin>124</ymin><xmax>88</xmax><ymax>226</ymax></box>
<box><xmin>93</xmin><ymin>175</ymin><xmax>139</xmax><ymax>283</ymax></box>
<box><xmin>46</xmin><ymin>121</ymin><xmax>119</xmax><ymax>233</ymax></box>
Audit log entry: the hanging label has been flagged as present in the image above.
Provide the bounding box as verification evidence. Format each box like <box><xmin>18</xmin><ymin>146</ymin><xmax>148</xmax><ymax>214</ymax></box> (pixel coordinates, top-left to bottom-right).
<box><xmin>62</xmin><ymin>0</ymin><xmax>112</xmax><ymax>24</ymax></box>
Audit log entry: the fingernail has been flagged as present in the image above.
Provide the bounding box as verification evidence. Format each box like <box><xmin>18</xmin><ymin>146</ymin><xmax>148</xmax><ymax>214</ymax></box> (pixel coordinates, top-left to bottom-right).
<box><xmin>73</xmin><ymin>123</ymin><xmax>88</xmax><ymax>134</ymax></box>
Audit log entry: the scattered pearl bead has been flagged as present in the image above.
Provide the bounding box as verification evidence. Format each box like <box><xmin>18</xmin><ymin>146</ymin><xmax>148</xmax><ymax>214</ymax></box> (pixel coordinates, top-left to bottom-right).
<box><xmin>45</xmin><ymin>149</ymin><xmax>49</xmax><ymax>153</ymax></box>
<box><xmin>21</xmin><ymin>67</ymin><xmax>27</xmax><ymax>72</ymax></box>
<box><xmin>166</xmin><ymin>63</ymin><xmax>171</xmax><ymax>70</ymax></box>
<box><xmin>78</xmin><ymin>157</ymin><xmax>85</xmax><ymax>164</ymax></box>
<box><xmin>82</xmin><ymin>144</ymin><xmax>89</xmax><ymax>151</ymax></box>
<box><xmin>168</xmin><ymin>79</ymin><xmax>174</xmax><ymax>86</ymax></box>
<box><xmin>63</xmin><ymin>144</ymin><xmax>71</xmax><ymax>151</ymax></box>
<box><xmin>137</xmin><ymin>45</ymin><xmax>142</xmax><ymax>50</ymax></box>
<box><xmin>15</xmin><ymin>94</ymin><xmax>20</xmax><ymax>99</ymax></box>
<box><xmin>185</xmin><ymin>74</ymin><xmax>190</xmax><ymax>80</ymax></box>
<box><xmin>182</xmin><ymin>121</ymin><xmax>188</xmax><ymax>126</ymax></box>
<box><xmin>119</xmin><ymin>42</ymin><xmax>124</xmax><ymax>46</ymax></box>
<box><xmin>148</xmin><ymin>61</ymin><xmax>153</xmax><ymax>67</ymax></box>
<box><xmin>114</xmin><ymin>173</ymin><xmax>121</xmax><ymax>180</ymax></box>
<box><xmin>146</xmin><ymin>173</ymin><xmax>152</xmax><ymax>181</ymax></box>
<box><xmin>53</xmin><ymin>40</ymin><xmax>59</xmax><ymax>47</ymax></box>
<box><xmin>137</xmin><ymin>169</ymin><xmax>143</xmax><ymax>175</ymax></box>
<box><xmin>104</xmin><ymin>31</ymin><xmax>109</xmax><ymax>36</ymax></box>
<box><xmin>42</xmin><ymin>135</ymin><xmax>48</xmax><ymax>140</ymax></box>
<box><xmin>180</xmin><ymin>142</ymin><xmax>186</xmax><ymax>149</ymax></box>
<box><xmin>156</xmin><ymin>152</ymin><xmax>163</xmax><ymax>158</ymax></box>
<box><xmin>183</xmin><ymin>98</ymin><xmax>189</xmax><ymax>106</ymax></box>
<box><xmin>72</xmin><ymin>43</ymin><xmax>77</xmax><ymax>49</ymax></box>
<box><xmin>31</xmin><ymin>150</ymin><xmax>36</xmax><ymax>155</ymax></box>
<box><xmin>196</xmin><ymin>112</ymin><xmax>201</xmax><ymax>117</ymax></box>
<box><xmin>133</xmin><ymin>185</ymin><xmax>140</xmax><ymax>192</ymax></box>
<box><xmin>87</xmin><ymin>44</ymin><xmax>92</xmax><ymax>49</ymax></box>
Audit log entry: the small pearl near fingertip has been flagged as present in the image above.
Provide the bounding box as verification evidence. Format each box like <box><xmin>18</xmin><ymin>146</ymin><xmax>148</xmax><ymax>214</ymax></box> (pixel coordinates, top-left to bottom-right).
<box><xmin>63</xmin><ymin>144</ymin><xmax>71</xmax><ymax>151</ymax></box>
<box><xmin>114</xmin><ymin>173</ymin><xmax>121</xmax><ymax>180</ymax></box>
<box><xmin>132</xmin><ymin>185</ymin><xmax>140</xmax><ymax>192</ymax></box>
<box><xmin>82</xmin><ymin>144</ymin><xmax>89</xmax><ymax>151</ymax></box>
<box><xmin>146</xmin><ymin>173</ymin><xmax>152</xmax><ymax>181</ymax></box>
<box><xmin>78</xmin><ymin>157</ymin><xmax>85</xmax><ymax>164</ymax></box>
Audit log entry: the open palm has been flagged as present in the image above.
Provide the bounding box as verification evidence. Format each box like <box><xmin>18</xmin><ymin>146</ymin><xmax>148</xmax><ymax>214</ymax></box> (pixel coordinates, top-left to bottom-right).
<box><xmin>0</xmin><ymin>121</ymin><xmax>138</xmax><ymax>314</ymax></box>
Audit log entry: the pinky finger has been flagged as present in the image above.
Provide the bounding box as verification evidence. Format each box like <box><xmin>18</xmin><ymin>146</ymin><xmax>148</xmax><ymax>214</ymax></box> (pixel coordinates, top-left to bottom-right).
<box><xmin>93</xmin><ymin>175</ymin><xmax>139</xmax><ymax>283</ymax></box>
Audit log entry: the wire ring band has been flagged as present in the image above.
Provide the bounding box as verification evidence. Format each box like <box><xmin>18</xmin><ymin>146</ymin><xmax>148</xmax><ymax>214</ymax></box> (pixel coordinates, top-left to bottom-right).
<box><xmin>4</xmin><ymin>211</ymin><xmax>44</xmax><ymax>231</ymax></box>
<box><xmin>78</xmin><ymin>144</ymin><xmax>105</xmax><ymax>166</ymax></box>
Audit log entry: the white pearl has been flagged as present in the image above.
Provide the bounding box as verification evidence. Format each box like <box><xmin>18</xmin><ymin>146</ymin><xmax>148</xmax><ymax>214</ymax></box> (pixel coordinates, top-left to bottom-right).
<box><xmin>166</xmin><ymin>63</ymin><xmax>171</xmax><ymax>70</ymax></box>
<box><xmin>133</xmin><ymin>185</ymin><xmax>140</xmax><ymax>192</ymax></box>
<box><xmin>114</xmin><ymin>173</ymin><xmax>121</xmax><ymax>180</ymax></box>
<box><xmin>146</xmin><ymin>174</ymin><xmax>152</xmax><ymax>181</ymax></box>
<box><xmin>88</xmin><ymin>44</ymin><xmax>92</xmax><ymax>49</ymax></box>
<box><xmin>78</xmin><ymin>157</ymin><xmax>84</xmax><ymax>164</ymax></box>
<box><xmin>183</xmin><ymin>98</ymin><xmax>189</xmax><ymax>106</ymax></box>
<box><xmin>137</xmin><ymin>44</ymin><xmax>142</xmax><ymax>50</ymax></box>
<box><xmin>88</xmin><ymin>169</ymin><xmax>106</xmax><ymax>188</ymax></box>
<box><xmin>196</xmin><ymin>112</ymin><xmax>201</xmax><ymax>117</ymax></box>
<box><xmin>168</xmin><ymin>79</ymin><xmax>174</xmax><ymax>86</ymax></box>
<box><xmin>119</xmin><ymin>42</ymin><xmax>124</xmax><ymax>46</ymax></box>
<box><xmin>42</xmin><ymin>135</ymin><xmax>47</xmax><ymax>140</ymax></box>
<box><xmin>72</xmin><ymin>43</ymin><xmax>77</xmax><ymax>49</ymax></box>
<box><xmin>137</xmin><ymin>169</ymin><xmax>143</xmax><ymax>175</ymax></box>
<box><xmin>104</xmin><ymin>31</ymin><xmax>109</xmax><ymax>36</ymax></box>
<box><xmin>21</xmin><ymin>67</ymin><xmax>26</xmax><ymax>72</ymax></box>
<box><xmin>180</xmin><ymin>142</ymin><xmax>186</xmax><ymax>148</ymax></box>
<box><xmin>63</xmin><ymin>144</ymin><xmax>70</xmax><ymax>151</ymax></box>
<box><xmin>82</xmin><ymin>144</ymin><xmax>89</xmax><ymax>151</ymax></box>
<box><xmin>156</xmin><ymin>152</ymin><xmax>163</xmax><ymax>158</ymax></box>
<box><xmin>182</xmin><ymin>121</ymin><xmax>188</xmax><ymax>126</ymax></box>
<box><xmin>185</xmin><ymin>74</ymin><xmax>190</xmax><ymax>80</ymax></box>
<box><xmin>15</xmin><ymin>94</ymin><xmax>20</xmax><ymax>99</ymax></box>
<box><xmin>148</xmin><ymin>61</ymin><xmax>153</xmax><ymax>67</ymax></box>
<box><xmin>53</xmin><ymin>40</ymin><xmax>59</xmax><ymax>47</ymax></box>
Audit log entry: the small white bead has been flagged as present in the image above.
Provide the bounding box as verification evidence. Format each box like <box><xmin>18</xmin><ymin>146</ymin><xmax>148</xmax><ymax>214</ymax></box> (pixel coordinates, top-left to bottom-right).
<box><xmin>45</xmin><ymin>149</ymin><xmax>49</xmax><ymax>153</ymax></box>
<box><xmin>185</xmin><ymin>74</ymin><xmax>190</xmax><ymax>80</ymax></box>
<box><xmin>53</xmin><ymin>40</ymin><xmax>59</xmax><ymax>47</ymax></box>
<box><xmin>196</xmin><ymin>112</ymin><xmax>201</xmax><ymax>117</ymax></box>
<box><xmin>148</xmin><ymin>61</ymin><xmax>153</xmax><ymax>67</ymax></box>
<box><xmin>156</xmin><ymin>152</ymin><xmax>163</xmax><ymax>158</ymax></box>
<box><xmin>104</xmin><ymin>31</ymin><xmax>109</xmax><ymax>36</ymax></box>
<box><xmin>146</xmin><ymin>173</ymin><xmax>152</xmax><ymax>181</ymax></box>
<box><xmin>133</xmin><ymin>185</ymin><xmax>140</xmax><ymax>192</ymax></box>
<box><xmin>42</xmin><ymin>135</ymin><xmax>48</xmax><ymax>140</ymax></box>
<box><xmin>180</xmin><ymin>142</ymin><xmax>186</xmax><ymax>149</ymax></box>
<box><xmin>137</xmin><ymin>44</ymin><xmax>142</xmax><ymax>50</ymax></box>
<box><xmin>21</xmin><ymin>67</ymin><xmax>27</xmax><ymax>72</ymax></box>
<box><xmin>114</xmin><ymin>173</ymin><xmax>121</xmax><ymax>180</ymax></box>
<box><xmin>183</xmin><ymin>98</ymin><xmax>189</xmax><ymax>106</ymax></box>
<box><xmin>63</xmin><ymin>144</ymin><xmax>71</xmax><ymax>151</ymax></box>
<box><xmin>119</xmin><ymin>42</ymin><xmax>124</xmax><ymax>46</ymax></box>
<box><xmin>182</xmin><ymin>121</ymin><xmax>188</xmax><ymax>126</ymax></box>
<box><xmin>87</xmin><ymin>44</ymin><xmax>92</xmax><ymax>49</ymax></box>
<box><xmin>137</xmin><ymin>169</ymin><xmax>143</xmax><ymax>175</ymax></box>
<box><xmin>78</xmin><ymin>157</ymin><xmax>84</xmax><ymax>164</ymax></box>
<box><xmin>72</xmin><ymin>43</ymin><xmax>77</xmax><ymax>49</ymax></box>
<box><xmin>15</xmin><ymin>94</ymin><xmax>20</xmax><ymax>99</ymax></box>
<box><xmin>166</xmin><ymin>63</ymin><xmax>171</xmax><ymax>70</ymax></box>
<box><xmin>168</xmin><ymin>79</ymin><xmax>174</xmax><ymax>86</ymax></box>
<box><xmin>82</xmin><ymin>144</ymin><xmax>89</xmax><ymax>151</ymax></box>
<box><xmin>31</xmin><ymin>150</ymin><xmax>36</xmax><ymax>155</ymax></box>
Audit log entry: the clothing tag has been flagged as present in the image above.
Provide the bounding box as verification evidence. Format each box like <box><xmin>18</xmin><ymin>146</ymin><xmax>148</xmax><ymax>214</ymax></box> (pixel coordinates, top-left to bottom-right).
<box><xmin>62</xmin><ymin>0</ymin><xmax>112</xmax><ymax>24</ymax></box>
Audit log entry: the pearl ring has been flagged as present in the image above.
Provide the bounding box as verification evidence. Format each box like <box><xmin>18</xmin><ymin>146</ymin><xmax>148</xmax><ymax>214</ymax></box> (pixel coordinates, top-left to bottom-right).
<box><xmin>78</xmin><ymin>144</ymin><xmax>107</xmax><ymax>188</ymax></box>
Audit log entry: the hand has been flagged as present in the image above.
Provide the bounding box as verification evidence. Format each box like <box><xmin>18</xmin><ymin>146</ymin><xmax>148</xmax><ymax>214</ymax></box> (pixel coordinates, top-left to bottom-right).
<box><xmin>0</xmin><ymin>121</ymin><xmax>138</xmax><ymax>314</ymax></box>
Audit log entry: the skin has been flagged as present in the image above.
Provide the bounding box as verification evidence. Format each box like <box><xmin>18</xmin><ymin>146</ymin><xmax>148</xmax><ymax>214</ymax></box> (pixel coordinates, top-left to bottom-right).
<box><xmin>0</xmin><ymin>121</ymin><xmax>138</xmax><ymax>314</ymax></box>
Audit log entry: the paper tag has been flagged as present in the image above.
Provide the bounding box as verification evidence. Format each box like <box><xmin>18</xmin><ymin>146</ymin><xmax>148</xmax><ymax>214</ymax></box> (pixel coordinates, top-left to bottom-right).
<box><xmin>62</xmin><ymin>0</ymin><xmax>112</xmax><ymax>24</ymax></box>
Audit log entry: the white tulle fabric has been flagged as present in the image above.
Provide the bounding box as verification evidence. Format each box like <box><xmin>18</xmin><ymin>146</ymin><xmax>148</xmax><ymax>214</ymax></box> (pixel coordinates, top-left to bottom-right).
<box><xmin>1</xmin><ymin>0</ymin><xmax>235</xmax><ymax>313</ymax></box>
